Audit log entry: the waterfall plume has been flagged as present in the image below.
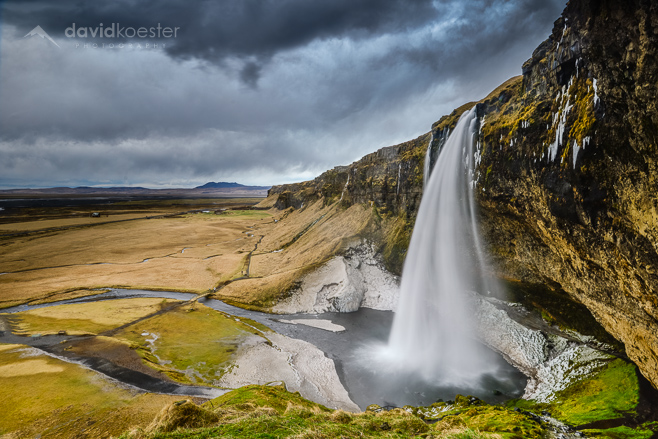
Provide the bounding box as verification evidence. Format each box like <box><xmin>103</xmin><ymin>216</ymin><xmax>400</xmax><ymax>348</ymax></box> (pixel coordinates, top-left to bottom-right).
<box><xmin>383</xmin><ymin>107</ymin><xmax>498</xmax><ymax>384</ymax></box>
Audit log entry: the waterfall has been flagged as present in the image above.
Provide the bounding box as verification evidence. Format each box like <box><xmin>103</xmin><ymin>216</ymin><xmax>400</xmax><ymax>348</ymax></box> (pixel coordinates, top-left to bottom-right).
<box><xmin>423</xmin><ymin>133</ymin><xmax>434</xmax><ymax>187</ymax></box>
<box><xmin>396</xmin><ymin>163</ymin><xmax>402</xmax><ymax>196</ymax></box>
<box><xmin>384</xmin><ymin>107</ymin><xmax>496</xmax><ymax>384</ymax></box>
<box><xmin>339</xmin><ymin>173</ymin><xmax>350</xmax><ymax>202</ymax></box>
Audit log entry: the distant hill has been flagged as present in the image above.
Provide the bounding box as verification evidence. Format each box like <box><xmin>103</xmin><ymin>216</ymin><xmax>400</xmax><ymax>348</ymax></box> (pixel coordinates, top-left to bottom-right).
<box><xmin>196</xmin><ymin>182</ymin><xmax>242</xmax><ymax>189</ymax></box>
<box><xmin>196</xmin><ymin>182</ymin><xmax>270</xmax><ymax>190</ymax></box>
<box><xmin>0</xmin><ymin>183</ymin><xmax>271</xmax><ymax>198</ymax></box>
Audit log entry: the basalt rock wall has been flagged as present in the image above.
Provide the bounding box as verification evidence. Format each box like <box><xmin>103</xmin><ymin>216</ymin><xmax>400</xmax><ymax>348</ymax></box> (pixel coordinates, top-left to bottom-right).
<box><xmin>474</xmin><ymin>0</ymin><xmax>658</xmax><ymax>389</ymax></box>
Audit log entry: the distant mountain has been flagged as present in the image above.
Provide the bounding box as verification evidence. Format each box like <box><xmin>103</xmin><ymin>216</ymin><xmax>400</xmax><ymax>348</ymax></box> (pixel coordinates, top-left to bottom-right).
<box><xmin>0</xmin><ymin>183</ymin><xmax>271</xmax><ymax>198</ymax></box>
<box><xmin>75</xmin><ymin>186</ymin><xmax>150</xmax><ymax>191</ymax></box>
<box><xmin>196</xmin><ymin>182</ymin><xmax>243</xmax><ymax>189</ymax></box>
<box><xmin>195</xmin><ymin>182</ymin><xmax>271</xmax><ymax>190</ymax></box>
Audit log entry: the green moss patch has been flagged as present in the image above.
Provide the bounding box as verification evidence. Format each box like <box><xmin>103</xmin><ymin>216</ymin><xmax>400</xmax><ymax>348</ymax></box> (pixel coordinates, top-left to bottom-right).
<box><xmin>546</xmin><ymin>359</ymin><xmax>638</xmax><ymax>426</ymax></box>
<box><xmin>581</xmin><ymin>426</ymin><xmax>655</xmax><ymax>439</ymax></box>
<box><xmin>424</xmin><ymin>396</ymin><xmax>545</xmax><ymax>439</ymax></box>
<box><xmin>508</xmin><ymin>359</ymin><xmax>643</xmax><ymax>436</ymax></box>
<box><xmin>116</xmin><ymin>304</ymin><xmax>266</xmax><ymax>385</ymax></box>
<box><xmin>381</xmin><ymin>216</ymin><xmax>412</xmax><ymax>274</ymax></box>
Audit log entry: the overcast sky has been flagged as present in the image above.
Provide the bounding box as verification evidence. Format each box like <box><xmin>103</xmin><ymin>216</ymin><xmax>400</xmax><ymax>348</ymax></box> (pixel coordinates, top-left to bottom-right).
<box><xmin>0</xmin><ymin>0</ymin><xmax>566</xmax><ymax>189</ymax></box>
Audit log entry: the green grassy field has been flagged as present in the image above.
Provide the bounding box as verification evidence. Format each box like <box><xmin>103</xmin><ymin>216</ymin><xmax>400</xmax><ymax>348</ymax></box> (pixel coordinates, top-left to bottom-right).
<box><xmin>116</xmin><ymin>303</ymin><xmax>267</xmax><ymax>385</ymax></box>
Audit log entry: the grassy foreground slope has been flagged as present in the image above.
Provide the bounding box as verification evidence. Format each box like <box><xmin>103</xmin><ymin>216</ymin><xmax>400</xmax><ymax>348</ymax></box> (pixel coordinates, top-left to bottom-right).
<box><xmin>120</xmin><ymin>384</ymin><xmax>529</xmax><ymax>439</ymax></box>
<box><xmin>0</xmin><ymin>343</ymin><xmax>180</xmax><ymax>439</ymax></box>
<box><xmin>120</xmin><ymin>356</ymin><xmax>657</xmax><ymax>439</ymax></box>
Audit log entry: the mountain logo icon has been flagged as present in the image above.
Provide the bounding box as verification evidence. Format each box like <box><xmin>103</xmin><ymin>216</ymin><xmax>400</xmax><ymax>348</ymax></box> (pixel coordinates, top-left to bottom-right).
<box><xmin>24</xmin><ymin>25</ymin><xmax>61</xmax><ymax>48</ymax></box>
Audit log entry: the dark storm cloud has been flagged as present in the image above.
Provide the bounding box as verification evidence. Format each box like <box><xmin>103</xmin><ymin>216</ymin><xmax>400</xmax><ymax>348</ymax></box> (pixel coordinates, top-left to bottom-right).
<box><xmin>0</xmin><ymin>0</ymin><xmax>568</xmax><ymax>188</ymax></box>
<box><xmin>2</xmin><ymin>0</ymin><xmax>561</xmax><ymax>84</ymax></box>
<box><xmin>391</xmin><ymin>0</ymin><xmax>564</xmax><ymax>81</ymax></box>
<box><xmin>3</xmin><ymin>0</ymin><xmax>437</xmax><ymax>83</ymax></box>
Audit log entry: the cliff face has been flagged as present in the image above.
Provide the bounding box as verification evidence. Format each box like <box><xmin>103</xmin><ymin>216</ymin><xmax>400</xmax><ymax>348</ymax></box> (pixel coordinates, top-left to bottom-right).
<box><xmin>265</xmin><ymin>0</ymin><xmax>658</xmax><ymax>388</ymax></box>
<box><xmin>475</xmin><ymin>0</ymin><xmax>658</xmax><ymax>388</ymax></box>
<box><xmin>266</xmin><ymin>132</ymin><xmax>429</xmax><ymax>274</ymax></box>
<box><xmin>268</xmin><ymin>138</ymin><xmax>426</xmax><ymax>219</ymax></box>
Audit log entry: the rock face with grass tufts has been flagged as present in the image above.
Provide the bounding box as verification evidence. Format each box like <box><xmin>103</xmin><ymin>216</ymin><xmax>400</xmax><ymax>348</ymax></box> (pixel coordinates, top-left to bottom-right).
<box><xmin>474</xmin><ymin>0</ymin><xmax>658</xmax><ymax>389</ymax></box>
<box><xmin>146</xmin><ymin>399</ymin><xmax>220</xmax><ymax>434</ymax></box>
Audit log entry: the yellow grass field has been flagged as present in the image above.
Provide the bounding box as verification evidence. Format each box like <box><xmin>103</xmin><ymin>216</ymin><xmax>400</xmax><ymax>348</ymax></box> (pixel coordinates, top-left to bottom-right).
<box><xmin>215</xmin><ymin>200</ymin><xmax>376</xmax><ymax>307</ymax></box>
<box><xmin>8</xmin><ymin>298</ymin><xmax>175</xmax><ymax>335</ymax></box>
<box><xmin>0</xmin><ymin>204</ymin><xmax>274</xmax><ymax>308</ymax></box>
<box><xmin>0</xmin><ymin>213</ymin><xmax>164</xmax><ymax>233</ymax></box>
<box><xmin>0</xmin><ymin>196</ymin><xmax>374</xmax><ymax>311</ymax></box>
<box><xmin>0</xmin><ymin>343</ymin><xmax>180</xmax><ymax>439</ymax></box>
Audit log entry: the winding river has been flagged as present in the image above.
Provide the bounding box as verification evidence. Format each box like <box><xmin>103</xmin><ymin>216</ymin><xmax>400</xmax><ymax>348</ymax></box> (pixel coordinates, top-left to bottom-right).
<box><xmin>0</xmin><ymin>288</ymin><xmax>526</xmax><ymax>410</ymax></box>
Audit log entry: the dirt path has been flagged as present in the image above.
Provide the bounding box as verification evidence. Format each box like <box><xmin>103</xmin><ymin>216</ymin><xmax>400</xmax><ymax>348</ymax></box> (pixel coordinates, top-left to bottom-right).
<box><xmin>244</xmin><ymin>235</ymin><xmax>264</xmax><ymax>277</ymax></box>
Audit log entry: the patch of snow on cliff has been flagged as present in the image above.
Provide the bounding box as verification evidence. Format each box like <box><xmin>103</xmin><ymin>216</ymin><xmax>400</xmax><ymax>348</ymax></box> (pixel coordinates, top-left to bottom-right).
<box><xmin>396</xmin><ymin>163</ymin><xmax>402</xmax><ymax>195</ymax></box>
<box><xmin>272</xmin><ymin>241</ymin><xmax>399</xmax><ymax>314</ymax></box>
<box><xmin>548</xmin><ymin>79</ymin><xmax>575</xmax><ymax>162</ymax></box>
<box><xmin>556</xmin><ymin>23</ymin><xmax>568</xmax><ymax>51</ymax></box>
<box><xmin>572</xmin><ymin>137</ymin><xmax>590</xmax><ymax>170</ymax></box>
<box><xmin>339</xmin><ymin>173</ymin><xmax>350</xmax><ymax>202</ymax></box>
<box><xmin>592</xmin><ymin>78</ymin><xmax>600</xmax><ymax>106</ymax></box>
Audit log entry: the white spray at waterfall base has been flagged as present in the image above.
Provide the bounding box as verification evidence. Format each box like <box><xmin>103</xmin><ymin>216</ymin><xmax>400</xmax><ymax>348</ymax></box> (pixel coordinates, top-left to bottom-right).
<box><xmin>376</xmin><ymin>107</ymin><xmax>500</xmax><ymax>386</ymax></box>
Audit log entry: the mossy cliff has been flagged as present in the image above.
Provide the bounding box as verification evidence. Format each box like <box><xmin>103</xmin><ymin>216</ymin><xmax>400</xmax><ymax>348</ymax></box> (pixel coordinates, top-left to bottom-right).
<box><xmin>265</xmin><ymin>0</ymin><xmax>658</xmax><ymax>390</ymax></box>
<box><xmin>266</xmin><ymin>134</ymin><xmax>430</xmax><ymax>274</ymax></box>
<box><xmin>474</xmin><ymin>0</ymin><xmax>658</xmax><ymax>391</ymax></box>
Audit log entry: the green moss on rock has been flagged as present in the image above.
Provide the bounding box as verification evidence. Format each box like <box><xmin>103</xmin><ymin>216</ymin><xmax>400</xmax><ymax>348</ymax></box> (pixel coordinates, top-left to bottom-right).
<box><xmin>508</xmin><ymin>359</ymin><xmax>643</xmax><ymax>434</ymax></box>
<box><xmin>430</xmin><ymin>395</ymin><xmax>546</xmax><ymax>439</ymax></box>
<box><xmin>547</xmin><ymin>359</ymin><xmax>639</xmax><ymax>426</ymax></box>
<box><xmin>581</xmin><ymin>425</ymin><xmax>655</xmax><ymax>439</ymax></box>
<box><xmin>381</xmin><ymin>216</ymin><xmax>412</xmax><ymax>274</ymax></box>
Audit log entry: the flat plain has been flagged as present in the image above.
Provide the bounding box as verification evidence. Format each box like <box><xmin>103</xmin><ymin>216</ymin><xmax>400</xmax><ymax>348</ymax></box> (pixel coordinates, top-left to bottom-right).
<box><xmin>0</xmin><ymin>196</ymin><xmax>276</xmax><ymax>437</ymax></box>
<box><xmin>0</xmin><ymin>197</ymin><xmax>269</xmax><ymax>308</ymax></box>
